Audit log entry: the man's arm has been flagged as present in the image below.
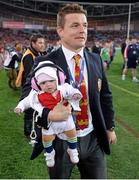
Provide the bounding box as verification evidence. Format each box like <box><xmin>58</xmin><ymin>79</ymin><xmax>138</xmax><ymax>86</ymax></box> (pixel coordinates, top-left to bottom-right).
<box><xmin>39</xmin><ymin>102</ymin><xmax>72</xmax><ymax>129</ymax></box>
<box><xmin>99</xmin><ymin>55</ymin><xmax>117</xmax><ymax>144</ymax></box>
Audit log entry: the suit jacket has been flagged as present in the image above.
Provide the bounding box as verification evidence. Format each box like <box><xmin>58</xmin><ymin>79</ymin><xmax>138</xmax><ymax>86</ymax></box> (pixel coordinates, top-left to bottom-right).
<box><xmin>21</xmin><ymin>47</ymin><xmax>115</xmax><ymax>155</ymax></box>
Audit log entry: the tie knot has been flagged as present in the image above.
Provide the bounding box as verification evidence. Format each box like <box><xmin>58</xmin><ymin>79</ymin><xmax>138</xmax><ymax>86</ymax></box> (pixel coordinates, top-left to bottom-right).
<box><xmin>73</xmin><ymin>54</ymin><xmax>81</xmax><ymax>65</ymax></box>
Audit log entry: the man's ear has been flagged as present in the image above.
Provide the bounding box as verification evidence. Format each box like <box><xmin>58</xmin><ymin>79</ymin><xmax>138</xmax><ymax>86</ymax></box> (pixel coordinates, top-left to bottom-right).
<box><xmin>31</xmin><ymin>41</ymin><xmax>37</xmax><ymax>50</ymax></box>
<box><xmin>56</xmin><ymin>27</ymin><xmax>63</xmax><ymax>39</ymax></box>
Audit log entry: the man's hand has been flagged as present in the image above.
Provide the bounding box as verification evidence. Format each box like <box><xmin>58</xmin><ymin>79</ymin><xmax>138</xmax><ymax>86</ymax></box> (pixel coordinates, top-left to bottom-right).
<box><xmin>48</xmin><ymin>101</ymin><xmax>72</xmax><ymax>122</ymax></box>
<box><xmin>107</xmin><ymin>130</ymin><xmax>117</xmax><ymax>144</ymax></box>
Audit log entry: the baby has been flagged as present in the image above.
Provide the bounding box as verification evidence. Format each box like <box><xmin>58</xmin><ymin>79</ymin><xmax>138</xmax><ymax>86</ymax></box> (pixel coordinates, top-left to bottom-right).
<box><xmin>14</xmin><ymin>61</ymin><xmax>82</xmax><ymax>167</ymax></box>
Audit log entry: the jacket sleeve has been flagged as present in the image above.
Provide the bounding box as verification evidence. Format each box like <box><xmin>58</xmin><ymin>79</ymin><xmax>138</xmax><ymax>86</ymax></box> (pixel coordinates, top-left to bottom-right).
<box><xmin>99</xmin><ymin>56</ymin><xmax>115</xmax><ymax>129</ymax></box>
<box><xmin>37</xmin><ymin>108</ymin><xmax>51</xmax><ymax>129</ymax></box>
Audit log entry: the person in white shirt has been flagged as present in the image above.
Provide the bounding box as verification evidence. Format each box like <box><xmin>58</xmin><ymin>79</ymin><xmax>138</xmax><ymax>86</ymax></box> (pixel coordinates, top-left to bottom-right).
<box><xmin>20</xmin><ymin>3</ymin><xmax>117</xmax><ymax>179</ymax></box>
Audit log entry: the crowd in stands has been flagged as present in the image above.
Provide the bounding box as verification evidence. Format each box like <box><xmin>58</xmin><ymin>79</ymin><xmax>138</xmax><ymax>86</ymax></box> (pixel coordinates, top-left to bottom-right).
<box><xmin>1</xmin><ymin>27</ymin><xmax>139</xmax><ymax>49</ymax></box>
<box><xmin>1</xmin><ymin>28</ymin><xmax>139</xmax><ymax>86</ymax></box>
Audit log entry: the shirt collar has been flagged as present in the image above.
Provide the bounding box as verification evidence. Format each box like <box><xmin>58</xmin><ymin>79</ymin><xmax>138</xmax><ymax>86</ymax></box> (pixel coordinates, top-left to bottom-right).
<box><xmin>62</xmin><ymin>45</ymin><xmax>84</xmax><ymax>62</ymax></box>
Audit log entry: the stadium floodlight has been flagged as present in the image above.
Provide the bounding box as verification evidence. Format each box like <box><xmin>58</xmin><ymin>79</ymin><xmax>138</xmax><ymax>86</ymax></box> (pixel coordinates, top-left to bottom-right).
<box><xmin>127</xmin><ymin>3</ymin><xmax>131</xmax><ymax>39</ymax></box>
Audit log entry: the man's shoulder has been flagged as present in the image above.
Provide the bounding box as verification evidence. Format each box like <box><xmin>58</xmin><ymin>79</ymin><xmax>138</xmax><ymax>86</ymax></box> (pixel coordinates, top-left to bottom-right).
<box><xmin>84</xmin><ymin>48</ymin><xmax>101</xmax><ymax>61</ymax></box>
<box><xmin>22</xmin><ymin>50</ymin><xmax>34</xmax><ymax>61</ymax></box>
<box><xmin>36</xmin><ymin>48</ymin><xmax>62</xmax><ymax>62</ymax></box>
<box><xmin>47</xmin><ymin>47</ymin><xmax>63</xmax><ymax>59</ymax></box>
<box><xmin>22</xmin><ymin>54</ymin><xmax>34</xmax><ymax>65</ymax></box>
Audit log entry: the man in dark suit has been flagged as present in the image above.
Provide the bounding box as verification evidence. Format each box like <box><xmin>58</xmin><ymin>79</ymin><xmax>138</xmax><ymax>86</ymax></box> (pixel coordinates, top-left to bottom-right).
<box><xmin>21</xmin><ymin>3</ymin><xmax>117</xmax><ymax>179</ymax></box>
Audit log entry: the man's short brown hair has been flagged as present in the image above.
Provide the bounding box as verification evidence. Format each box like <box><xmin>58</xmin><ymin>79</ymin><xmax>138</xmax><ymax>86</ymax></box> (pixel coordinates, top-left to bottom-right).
<box><xmin>30</xmin><ymin>33</ymin><xmax>45</xmax><ymax>43</ymax></box>
<box><xmin>57</xmin><ymin>3</ymin><xmax>87</xmax><ymax>27</ymax></box>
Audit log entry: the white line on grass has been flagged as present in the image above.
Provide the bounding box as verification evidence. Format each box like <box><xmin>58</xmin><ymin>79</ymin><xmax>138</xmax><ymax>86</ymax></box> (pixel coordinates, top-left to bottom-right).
<box><xmin>109</xmin><ymin>82</ymin><xmax>139</xmax><ymax>98</ymax></box>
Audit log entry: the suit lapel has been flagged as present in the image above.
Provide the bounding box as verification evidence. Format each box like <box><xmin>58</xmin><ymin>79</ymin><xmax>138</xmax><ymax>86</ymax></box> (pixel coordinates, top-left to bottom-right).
<box><xmin>84</xmin><ymin>49</ymin><xmax>95</xmax><ymax>100</ymax></box>
<box><xmin>54</xmin><ymin>47</ymin><xmax>70</xmax><ymax>83</ymax></box>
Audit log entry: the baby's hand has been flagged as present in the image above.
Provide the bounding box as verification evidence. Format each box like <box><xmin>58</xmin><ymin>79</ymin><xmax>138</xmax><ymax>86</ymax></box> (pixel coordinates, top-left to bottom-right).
<box><xmin>14</xmin><ymin>108</ymin><xmax>23</xmax><ymax>115</ymax></box>
<box><xmin>72</xmin><ymin>93</ymin><xmax>82</xmax><ymax>100</ymax></box>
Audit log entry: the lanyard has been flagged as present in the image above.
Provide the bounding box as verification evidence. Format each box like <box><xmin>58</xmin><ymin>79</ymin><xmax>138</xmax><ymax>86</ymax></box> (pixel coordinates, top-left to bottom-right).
<box><xmin>68</xmin><ymin>59</ymin><xmax>85</xmax><ymax>90</ymax></box>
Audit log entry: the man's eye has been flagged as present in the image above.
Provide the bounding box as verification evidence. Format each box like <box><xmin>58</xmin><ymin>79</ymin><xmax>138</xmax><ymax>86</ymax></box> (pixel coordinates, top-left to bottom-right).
<box><xmin>84</xmin><ymin>24</ymin><xmax>88</xmax><ymax>28</ymax></box>
<box><xmin>71</xmin><ymin>24</ymin><xmax>78</xmax><ymax>28</ymax></box>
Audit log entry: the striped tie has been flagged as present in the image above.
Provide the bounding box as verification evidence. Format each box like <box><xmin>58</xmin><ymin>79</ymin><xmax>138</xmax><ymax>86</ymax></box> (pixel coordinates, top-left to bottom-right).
<box><xmin>73</xmin><ymin>54</ymin><xmax>88</xmax><ymax>130</ymax></box>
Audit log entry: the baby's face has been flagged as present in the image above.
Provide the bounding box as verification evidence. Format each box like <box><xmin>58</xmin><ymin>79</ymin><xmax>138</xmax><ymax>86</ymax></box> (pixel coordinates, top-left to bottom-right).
<box><xmin>39</xmin><ymin>80</ymin><xmax>57</xmax><ymax>93</ymax></box>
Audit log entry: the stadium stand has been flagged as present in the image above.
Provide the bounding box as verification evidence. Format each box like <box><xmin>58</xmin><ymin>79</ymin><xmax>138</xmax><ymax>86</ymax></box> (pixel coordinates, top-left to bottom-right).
<box><xmin>0</xmin><ymin>1</ymin><xmax>139</xmax><ymax>49</ymax></box>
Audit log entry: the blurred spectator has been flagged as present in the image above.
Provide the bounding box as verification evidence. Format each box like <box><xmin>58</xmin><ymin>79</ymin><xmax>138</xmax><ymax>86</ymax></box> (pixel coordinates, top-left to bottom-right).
<box><xmin>100</xmin><ymin>40</ymin><xmax>111</xmax><ymax>71</ymax></box>
<box><xmin>3</xmin><ymin>43</ymin><xmax>21</xmax><ymax>89</ymax></box>
<box><xmin>121</xmin><ymin>36</ymin><xmax>139</xmax><ymax>82</ymax></box>
<box><xmin>91</xmin><ymin>39</ymin><xmax>101</xmax><ymax>55</ymax></box>
<box><xmin>121</xmin><ymin>38</ymin><xmax>130</xmax><ymax>73</ymax></box>
<box><xmin>109</xmin><ymin>39</ymin><xmax>116</xmax><ymax>64</ymax></box>
<box><xmin>0</xmin><ymin>43</ymin><xmax>5</xmax><ymax>70</ymax></box>
<box><xmin>16</xmin><ymin>33</ymin><xmax>46</xmax><ymax>140</ymax></box>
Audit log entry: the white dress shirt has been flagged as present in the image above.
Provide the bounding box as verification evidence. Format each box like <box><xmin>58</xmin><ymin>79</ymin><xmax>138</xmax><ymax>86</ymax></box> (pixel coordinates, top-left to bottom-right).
<box><xmin>62</xmin><ymin>45</ymin><xmax>94</xmax><ymax>137</ymax></box>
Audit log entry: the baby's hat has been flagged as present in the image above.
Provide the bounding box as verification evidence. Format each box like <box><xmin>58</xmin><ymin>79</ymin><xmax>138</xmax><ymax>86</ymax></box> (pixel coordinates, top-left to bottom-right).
<box><xmin>34</xmin><ymin>61</ymin><xmax>58</xmax><ymax>85</ymax></box>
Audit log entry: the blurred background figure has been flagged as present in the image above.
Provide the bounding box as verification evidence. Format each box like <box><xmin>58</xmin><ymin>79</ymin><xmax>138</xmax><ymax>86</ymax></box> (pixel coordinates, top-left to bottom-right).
<box><xmin>0</xmin><ymin>43</ymin><xmax>5</xmax><ymax>70</ymax></box>
<box><xmin>121</xmin><ymin>36</ymin><xmax>139</xmax><ymax>82</ymax></box>
<box><xmin>16</xmin><ymin>33</ymin><xmax>46</xmax><ymax>141</ymax></box>
<box><xmin>3</xmin><ymin>43</ymin><xmax>22</xmax><ymax>89</ymax></box>
<box><xmin>100</xmin><ymin>39</ymin><xmax>111</xmax><ymax>71</ymax></box>
<box><xmin>91</xmin><ymin>39</ymin><xmax>101</xmax><ymax>55</ymax></box>
<box><xmin>121</xmin><ymin>38</ymin><xmax>130</xmax><ymax>73</ymax></box>
<box><xmin>109</xmin><ymin>38</ymin><xmax>116</xmax><ymax>65</ymax></box>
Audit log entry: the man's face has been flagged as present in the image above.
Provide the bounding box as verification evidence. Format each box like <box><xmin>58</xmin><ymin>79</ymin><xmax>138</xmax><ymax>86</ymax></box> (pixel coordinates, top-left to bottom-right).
<box><xmin>0</xmin><ymin>47</ymin><xmax>4</xmax><ymax>53</ymax></box>
<box><xmin>132</xmin><ymin>38</ymin><xmax>137</xmax><ymax>44</ymax></box>
<box><xmin>57</xmin><ymin>13</ymin><xmax>88</xmax><ymax>52</ymax></box>
<box><xmin>32</xmin><ymin>38</ymin><xmax>46</xmax><ymax>53</ymax></box>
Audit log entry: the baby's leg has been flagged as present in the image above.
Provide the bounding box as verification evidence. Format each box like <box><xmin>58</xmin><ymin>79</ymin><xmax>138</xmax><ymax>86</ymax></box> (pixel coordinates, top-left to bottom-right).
<box><xmin>42</xmin><ymin>129</ymin><xmax>56</xmax><ymax>167</ymax></box>
<box><xmin>64</xmin><ymin>128</ymin><xmax>79</xmax><ymax>164</ymax></box>
<box><xmin>42</xmin><ymin>134</ymin><xmax>55</xmax><ymax>153</ymax></box>
<box><xmin>64</xmin><ymin>128</ymin><xmax>77</xmax><ymax>149</ymax></box>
